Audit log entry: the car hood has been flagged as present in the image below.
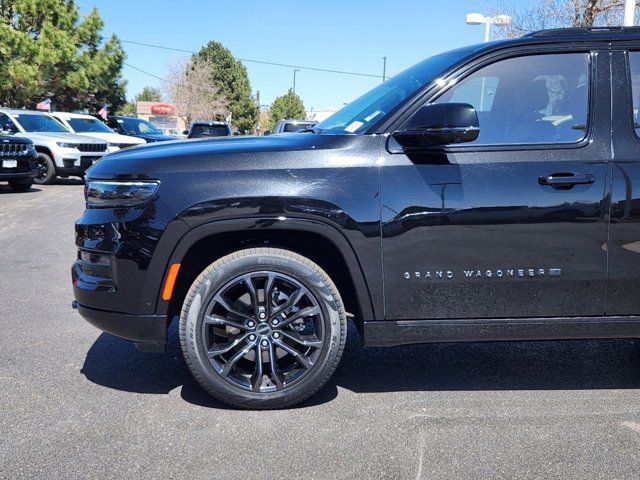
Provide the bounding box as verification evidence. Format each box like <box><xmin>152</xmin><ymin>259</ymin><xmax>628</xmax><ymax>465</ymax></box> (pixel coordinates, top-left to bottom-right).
<box><xmin>135</xmin><ymin>133</ymin><xmax>178</xmax><ymax>142</ymax></box>
<box><xmin>88</xmin><ymin>133</ymin><xmax>363</xmax><ymax>178</ymax></box>
<box><xmin>75</xmin><ymin>132</ymin><xmax>146</xmax><ymax>145</ymax></box>
<box><xmin>20</xmin><ymin>131</ymin><xmax>107</xmax><ymax>144</ymax></box>
<box><xmin>0</xmin><ymin>134</ymin><xmax>33</xmax><ymax>145</ymax></box>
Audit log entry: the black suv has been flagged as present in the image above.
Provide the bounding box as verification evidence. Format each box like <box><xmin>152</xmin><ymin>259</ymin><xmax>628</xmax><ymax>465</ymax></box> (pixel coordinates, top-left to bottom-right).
<box><xmin>73</xmin><ymin>27</ymin><xmax>640</xmax><ymax>409</ymax></box>
<box><xmin>184</xmin><ymin>121</ymin><xmax>232</xmax><ymax>139</ymax></box>
<box><xmin>0</xmin><ymin>135</ymin><xmax>37</xmax><ymax>192</ymax></box>
<box><xmin>107</xmin><ymin>116</ymin><xmax>177</xmax><ymax>143</ymax></box>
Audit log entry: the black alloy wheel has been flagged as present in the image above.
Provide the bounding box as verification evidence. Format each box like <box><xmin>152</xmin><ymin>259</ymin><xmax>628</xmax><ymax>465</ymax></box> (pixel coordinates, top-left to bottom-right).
<box><xmin>180</xmin><ymin>248</ymin><xmax>347</xmax><ymax>409</ymax></box>
<box><xmin>203</xmin><ymin>271</ymin><xmax>324</xmax><ymax>393</ymax></box>
<box><xmin>33</xmin><ymin>153</ymin><xmax>55</xmax><ymax>185</ymax></box>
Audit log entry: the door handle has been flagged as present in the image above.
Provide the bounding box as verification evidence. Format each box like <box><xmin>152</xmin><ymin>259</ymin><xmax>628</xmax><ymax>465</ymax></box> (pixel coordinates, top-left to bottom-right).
<box><xmin>538</xmin><ymin>173</ymin><xmax>595</xmax><ymax>188</ymax></box>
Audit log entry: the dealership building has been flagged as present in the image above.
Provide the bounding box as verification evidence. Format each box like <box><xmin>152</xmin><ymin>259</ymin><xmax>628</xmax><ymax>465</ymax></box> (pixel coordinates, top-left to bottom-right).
<box><xmin>136</xmin><ymin>101</ymin><xmax>185</xmax><ymax>136</ymax></box>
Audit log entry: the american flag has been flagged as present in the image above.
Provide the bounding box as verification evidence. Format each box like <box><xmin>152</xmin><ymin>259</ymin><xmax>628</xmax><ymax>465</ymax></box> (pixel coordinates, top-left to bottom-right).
<box><xmin>36</xmin><ymin>98</ymin><xmax>51</xmax><ymax>111</ymax></box>
<box><xmin>98</xmin><ymin>104</ymin><xmax>108</xmax><ymax>120</ymax></box>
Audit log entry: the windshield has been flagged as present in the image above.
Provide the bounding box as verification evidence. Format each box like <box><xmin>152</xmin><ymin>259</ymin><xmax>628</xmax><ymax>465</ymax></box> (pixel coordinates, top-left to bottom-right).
<box><xmin>118</xmin><ymin>117</ymin><xmax>162</xmax><ymax>135</ymax></box>
<box><xmin>283</xmin><ymin>122</ymin><xmax>315</xmax><ymax>133</ymax></box>
<box><xmin>13</xmin><ymin>114</ymin><xmax>69</xmax><ymax>133</ymax></box>
<box><xmin>67</xmin><ymin>117</ymin><xmax>113</xmax><ymax>134</ymax></box>
<box><xmin>316</xmin><ymin>49</ymin><xmax>472</xmax><ymax>134</ymax></box>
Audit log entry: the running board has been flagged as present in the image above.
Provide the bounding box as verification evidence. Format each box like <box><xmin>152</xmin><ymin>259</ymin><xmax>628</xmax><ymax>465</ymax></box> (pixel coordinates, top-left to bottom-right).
<box><xmin>363</xmin><ymin>316</ymin><xmax>640</xmax><ymax>348</ymax></box>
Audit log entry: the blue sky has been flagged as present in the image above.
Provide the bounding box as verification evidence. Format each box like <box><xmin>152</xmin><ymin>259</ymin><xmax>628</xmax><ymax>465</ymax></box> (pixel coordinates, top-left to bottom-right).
<box><xmin>78</xmin><ymin>0</ymin><xmax>531</xmax><ymax>109</ymax></box>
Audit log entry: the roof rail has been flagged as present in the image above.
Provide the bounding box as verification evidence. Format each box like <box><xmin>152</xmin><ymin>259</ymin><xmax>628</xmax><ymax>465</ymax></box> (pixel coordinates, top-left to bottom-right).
<box><xmin>524</xmin><ymin>26</ymin><xmax>640</xmax><ymax>38</ymax></box>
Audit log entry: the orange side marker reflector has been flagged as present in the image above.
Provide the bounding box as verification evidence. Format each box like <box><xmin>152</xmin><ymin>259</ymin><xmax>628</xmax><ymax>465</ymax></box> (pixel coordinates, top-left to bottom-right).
<box><xmin>162</xmin><ymin>263</ymin><xmax>181</xmax><ymax>301</ymax></box>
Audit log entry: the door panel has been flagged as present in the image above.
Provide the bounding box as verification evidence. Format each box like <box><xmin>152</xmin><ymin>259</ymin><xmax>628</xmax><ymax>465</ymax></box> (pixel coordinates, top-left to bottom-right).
<box><xmin>607</xmin><ymin>50</ymin><xmax>640</xmax><ymax>315</ymax></box>
<box><xmin>382</xmin><ymin>50</ymin><xmax>612</xmax><ymax>321</ymax></box>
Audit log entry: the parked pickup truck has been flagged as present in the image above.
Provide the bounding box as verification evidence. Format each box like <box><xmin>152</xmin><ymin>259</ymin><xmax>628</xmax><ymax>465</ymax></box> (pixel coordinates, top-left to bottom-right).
<box><xmin>73</xmin><ymin>27</ymin><xmax>640</xmax><ymax>409</ymax></box>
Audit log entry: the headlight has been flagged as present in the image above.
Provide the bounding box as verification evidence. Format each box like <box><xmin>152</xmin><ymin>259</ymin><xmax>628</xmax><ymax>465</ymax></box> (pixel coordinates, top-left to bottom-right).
<box><xmin>85</xmin><ymin>180</ymin><xmax>161</xmax><ymax>208</ymax></box>
<box><xmin>57</xmin><ymin>142</ymin><xmax>77</xmax><ymax>148</ymax></box>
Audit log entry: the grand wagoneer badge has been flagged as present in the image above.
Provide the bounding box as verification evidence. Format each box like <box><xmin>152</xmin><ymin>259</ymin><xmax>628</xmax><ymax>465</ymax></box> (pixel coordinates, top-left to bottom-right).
<box><xmin>404</xmin><ymin>268</ymin><xmax>562</xmax><ymax>280</ymax></box>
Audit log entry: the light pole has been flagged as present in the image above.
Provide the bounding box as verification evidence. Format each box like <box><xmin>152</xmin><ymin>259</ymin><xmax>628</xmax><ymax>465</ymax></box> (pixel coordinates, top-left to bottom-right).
<box><xmin>466</xmin><ymin>13</ymin><xmax>512</xmax><ymax>111</ymax></box>
<box><xmin>293</xmin><ymin>69</ymin><xmax>300</xmax><ymax>93</ymax></box>
<box><xmin>624</xmin><ymin>0</ymin><xmax>636</xmax><ymax>26</ymax></box>
<box><xmin>382</xmin><ymin>56</ymin><xmax>387</xmax><ymax>82</ymax></box>
<box><xmin>465</xmin><ymin>13</ymin><xmax>512</xmax><ymax>42</ymax></box>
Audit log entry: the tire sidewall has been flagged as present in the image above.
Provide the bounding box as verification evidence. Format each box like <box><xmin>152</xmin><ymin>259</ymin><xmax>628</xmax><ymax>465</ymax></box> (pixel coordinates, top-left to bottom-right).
<box><xmin>181</xmin><ymin>250</ymin><xmax>344</xmax><ymax>409</ymax></box>
<box><xmin>33</xmin><ymin>152</ymin><xmax>55</xmax><ymax>185</ymax></box>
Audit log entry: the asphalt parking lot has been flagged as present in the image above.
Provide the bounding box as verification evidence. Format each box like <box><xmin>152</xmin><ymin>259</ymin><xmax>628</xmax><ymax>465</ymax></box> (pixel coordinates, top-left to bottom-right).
<box><xmin>2</xmin><ymin>182</ymin><xmax>640</xmax><ymax>479</ymax></box>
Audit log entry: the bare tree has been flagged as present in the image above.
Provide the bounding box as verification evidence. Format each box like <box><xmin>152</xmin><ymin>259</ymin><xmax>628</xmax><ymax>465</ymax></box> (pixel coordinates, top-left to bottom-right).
<box><xmin>486</xmin><ymin>0</ymin><xmax>640</xmax><ymax>39</ymax></box>
<box><xmin>164</xmin><ymin>56</ymin><xmax>229</xmax><ymax>127</ymax></box>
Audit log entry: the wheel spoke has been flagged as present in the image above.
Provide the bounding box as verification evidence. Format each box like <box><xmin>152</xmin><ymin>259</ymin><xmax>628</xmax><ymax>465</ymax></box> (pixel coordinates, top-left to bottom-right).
<box><xmin>251</xmin><ymin>343</ymin><xmax>264</xmax><ymax>392</ymax></box>
<box><xmin>274</xmin><ymin>339</ymin><xmax>313</xmax><ymax>370</ymax></box>
<box><xmin>277</xmin><ymin>305</ymin><xmax>320</xmax><ymax>328</ymax></box>
<box><xmin>267</xmin><ymin>342</ymin><xmax>284</xmax><ymax>390</ymax></box>
<box><xmin>214</xmin><ymin>294</ymin><xmax>254</xmax><ymax>321</ymax></box>
<box><xmin>264</xmin><ymin>273</ymin><xmax>276</xmax><ymax>316</ymax></box>
<box><xmin>221</xmin><ymin>340</ymin><xmax>256</xmax><ymax>378</ymax></box>
<box><xmin>241</xmin><ymin>274</ymin><xmax>259</xmax><ymax>316</ymax></box>
<box><xmin>207</xmin><ymin>333</ymin><xmax>250</xmax><ymax>357</ymax></box>
<box><xmin>281</xmin><ymin>331</ymin><xmax>322</xmax><ymax>348</ymax></box>
<box><xmin>271</xmin><ymin>286</ymin><xmax>308</xmax><ymax>317</ymax></box>
<box><xmin>204</xmin><ymin>314</ymin><xmax>250</xmax><ymax>331</ymax></box>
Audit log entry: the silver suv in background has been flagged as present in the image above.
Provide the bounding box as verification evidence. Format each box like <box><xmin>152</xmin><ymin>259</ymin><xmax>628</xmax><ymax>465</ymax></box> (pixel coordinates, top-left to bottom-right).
<box><xmin>265</xmin><ymin>119</ymin><xmax>318</xmax><ymax>135</ymax></box>
<box><xmin>0</xmin><ymin>109</ymin><xmax>108</xmax><ymax>184</ymax></box>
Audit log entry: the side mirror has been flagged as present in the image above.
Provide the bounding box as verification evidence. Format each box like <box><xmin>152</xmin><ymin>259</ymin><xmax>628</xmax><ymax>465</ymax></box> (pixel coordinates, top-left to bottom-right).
<box><xmin>182</xmin><ymin>130</ymin><xmax>189</xmax><ymax>135</ymax></box>
<box><xmin>263</xmin><ymin>131</ymin><xmax>271</xmax><ymax>136</ymax></box>
<box><xmin>393</xmin><ymin>103</ymin><xmax>479</xmax><ymax>149</ymax></box>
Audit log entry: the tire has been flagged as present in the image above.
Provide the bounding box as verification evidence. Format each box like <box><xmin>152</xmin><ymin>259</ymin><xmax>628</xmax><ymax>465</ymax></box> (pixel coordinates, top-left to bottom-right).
<box><xmin>33</xmin><ymin>152</ymin><xmax>56</xmax><ymax>185</ymax></box>
<box><xmin>179</xmin><ymin>247</ymin><xmax>347</xmax><ymax>409</ymax></box>
<box><xmin>8</xmin><ymin>179</ymin><xmax>33</xmax><ymax>192</ymax></box>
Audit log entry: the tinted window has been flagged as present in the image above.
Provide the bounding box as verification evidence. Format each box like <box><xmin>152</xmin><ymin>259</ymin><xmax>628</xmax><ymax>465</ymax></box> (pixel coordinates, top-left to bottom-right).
<box><xmin>13</xmin><ymin>114</ymin><xmax>69</xmax><ymax>133</ymax></box>
<box><xmin>118</xmin><ymin>118</ymin><xmax>162</xmax><ymax>135</ymax></box>
<box><xmin>628</xmin><ymin>52</ymin><xmax>640</xmax><ymax>134</ymax></box>
<box><xmin>283</xmin><ymin>122</ymin><xmax>315</xmax><ymax>133</ymax></box>
<box><xmin>0</xmin><ymin>113</ymin><xmax>16</xmax><ymax>129</ymax></box>
<box><xmin>434</xmin><ymin>53</ymin><xmax>590</xmax><ymax>145</ymax></box>
<box><xmin>67</xmin><ymin>117</ymin><xmax>113</xmax><ymax>133</ymax></box>
<box><xmin>191</xmin><ymin>124</ymin><xmax>230</xmax><ymax>137</ymax></box>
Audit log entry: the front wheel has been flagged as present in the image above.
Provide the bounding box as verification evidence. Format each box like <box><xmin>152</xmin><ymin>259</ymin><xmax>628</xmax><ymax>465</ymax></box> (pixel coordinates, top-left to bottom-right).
<box><xmin>179</xmin><ymin>247</ymin><xmax>347</xmax><ymax>409</ymax></box>
<box><xmin>33</xmin><ymin>152</ymin><xmax>56</xmax><ymax>185</ymax></box>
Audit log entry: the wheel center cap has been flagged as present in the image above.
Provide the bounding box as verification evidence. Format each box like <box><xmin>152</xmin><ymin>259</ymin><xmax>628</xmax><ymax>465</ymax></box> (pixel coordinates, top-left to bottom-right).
<box><xmin>256</xmin><ymin>323</ymin><xmax>271</xmax><ymax>335</ymax></box>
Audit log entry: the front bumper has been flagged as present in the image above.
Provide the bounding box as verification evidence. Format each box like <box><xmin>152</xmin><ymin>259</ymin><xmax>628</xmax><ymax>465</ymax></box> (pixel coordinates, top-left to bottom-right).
<box><xmin>0</xmin><ymin>156</ymin><xmax>37</xmax><ymax>179</ymax></box>
<box><xmin>73</xmin><ymin>301</ymin><xmax>168</xmax><ymax>352</ymax></box>
<box><xmin>54</xmin><ymin>148</ymin><xmax>105</xmax><ymax>174</ymax></box>
<box><xmin>72</xmin><ymin>196</ymin><xmax>190</xmax><ymax>352</ymax></box>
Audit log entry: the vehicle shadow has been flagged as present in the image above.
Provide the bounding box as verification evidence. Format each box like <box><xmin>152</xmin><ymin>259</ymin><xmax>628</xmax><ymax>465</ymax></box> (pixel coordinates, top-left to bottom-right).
<box><xmin>81</xmin><ymin>321</ymin><xmax>640</xmax><ymax>410</ymax></box>
<box><xmin>0</xmin><ymin>184</ymin><xmax>42</xmax><ymax>194</ymax></box>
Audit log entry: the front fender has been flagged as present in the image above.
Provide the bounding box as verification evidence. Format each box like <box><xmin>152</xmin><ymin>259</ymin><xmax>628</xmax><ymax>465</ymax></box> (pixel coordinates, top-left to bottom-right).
<box><xmin>155</xmin><ymin>216</ymin><xmax>380</xmax><ymax>321</ymax></box>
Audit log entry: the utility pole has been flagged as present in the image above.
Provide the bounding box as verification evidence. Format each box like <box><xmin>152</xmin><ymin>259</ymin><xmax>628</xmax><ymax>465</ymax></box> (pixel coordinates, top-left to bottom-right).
<box><xmin>293</xmin><ymin>69</ymin><xmax>300</xmax><ymax>93</ymax></box>
<box><xmin>624</xmin><ymin>0</ymin><xmax>636</xmax><ymax>26</ymax></box>
<box><xmin>382</xmin><ymin>57</ymin><xmax>387</xmax><ymax>82</ymax></box>
<box><xmin>255</xmin><ymin>90</ymin><xmax>261</xmax><ymax>135</ymax></box>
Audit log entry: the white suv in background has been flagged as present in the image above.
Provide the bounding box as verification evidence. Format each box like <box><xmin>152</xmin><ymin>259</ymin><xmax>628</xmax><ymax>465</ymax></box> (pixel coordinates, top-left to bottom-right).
<box><xmin>0</xmin><ymin>108</ymin><xmax>108</xmax><ymax>184</ymax></box>
<box><xmin>51</xmin><ymin>112</ymin><xmax>145</xmax><ymax>152</ymax></box>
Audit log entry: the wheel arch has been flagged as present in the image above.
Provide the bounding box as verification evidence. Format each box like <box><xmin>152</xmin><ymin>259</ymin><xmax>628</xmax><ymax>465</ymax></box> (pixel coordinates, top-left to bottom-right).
<box><xmin>158</xmin><ymin>217</ymin><xmax>375</xmax><ymax>329</ymax></box>
<box><xmin>34</xmin><ymin>145</ymin><xmax>53</xmax><ymax>157</ymax></box>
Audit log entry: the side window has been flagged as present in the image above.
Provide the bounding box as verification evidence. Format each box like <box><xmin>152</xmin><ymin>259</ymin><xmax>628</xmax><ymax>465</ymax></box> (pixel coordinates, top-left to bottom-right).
<box><xmin>0</xmin><ymin>113</ymin><xmax>16</xmax><ymax>129</ymax></box>
<box><xmin>433</xmin><ymin>53</ymin><xmax>590</xmax><ymax>145</ymax></box>
<box><xmin>628</xmin><ymin>52</ymin><xmax>640</xmax><ymax>134</ymax></box>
